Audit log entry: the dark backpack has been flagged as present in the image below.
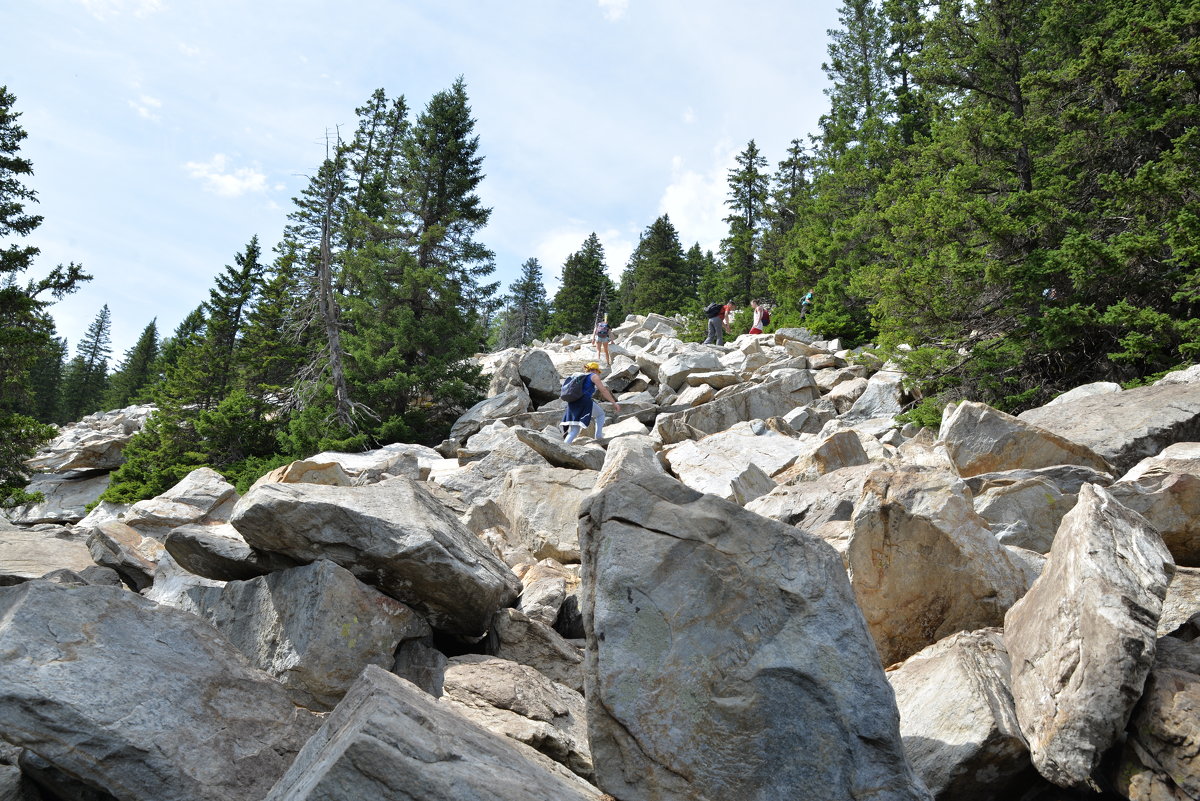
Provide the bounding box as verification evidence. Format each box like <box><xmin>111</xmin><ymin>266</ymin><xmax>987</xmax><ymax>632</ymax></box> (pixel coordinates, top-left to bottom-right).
<box><xmin>759</xmin><ymin>306</ymin><xmax>771</xmax><ymax>326</ymax></box>
<box><xmin>560</xmin><ymin>373</ymin><xmax>589</xmax><ymax>402</ymax></box>
<box><xmin>596</xmin><ymin>322</ymin><xmax>610</xmax><ymax>337</ymax></box>
<box><xmin>704</xmin><ymin>302</ymin><xmax>723</xmax><ymax>318</ymax></box>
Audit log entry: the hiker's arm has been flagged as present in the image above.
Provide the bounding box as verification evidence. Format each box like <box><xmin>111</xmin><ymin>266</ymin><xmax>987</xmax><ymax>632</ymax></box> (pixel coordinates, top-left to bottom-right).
<box><xmin>593</xmin><ymin>375</ymin><xmax>620</xmax><ymax>407</ymax></box>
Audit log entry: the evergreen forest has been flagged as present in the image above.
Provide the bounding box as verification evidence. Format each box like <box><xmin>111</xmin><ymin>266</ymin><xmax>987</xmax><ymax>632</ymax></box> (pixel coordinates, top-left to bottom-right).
<box><xmin>1</xmin><ymin>0</ymin><xmax>1197</xmax><ymax>506</ymax></box>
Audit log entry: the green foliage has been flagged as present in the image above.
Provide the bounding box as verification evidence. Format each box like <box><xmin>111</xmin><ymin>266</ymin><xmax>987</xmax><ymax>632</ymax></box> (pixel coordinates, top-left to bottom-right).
<box><xmin>0</xmin><ymin>412</ymin><xmax>55</xmax><ymax>508</ymax></box>
<box><xmin>104</xmin><ymin>319</ymin><xmax>158</xmax><ymax>409</ymax></box>
<box><xmin>620</xmin><ymin>215</ymin><xmax>692</xmax><ymax>317</ymax></box>
<box><xmin>548</xmin><ymin>233</ymin><xmax>612</xmax><ymax>336</ymax></box>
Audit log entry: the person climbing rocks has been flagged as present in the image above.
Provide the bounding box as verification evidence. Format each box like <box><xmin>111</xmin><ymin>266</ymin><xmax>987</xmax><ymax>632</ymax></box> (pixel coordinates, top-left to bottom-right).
<box><xmin>593</xmin><ymin>317</ymin><xmax>613</xmax><ymax>366</ymax></box>
<box><xmin>703</xmin><ymin>301</ymin><xmax>725</xmax><ymax>345</ymax></box>
<box><xmin>721</xmin><ymin>299</ymin><xmax>736</xmax><ymax>335</ymax></box>
<box><xmin>561</xmin><ymin>362</ymin><xmax>620</xmax><ymax>444</ymax></box>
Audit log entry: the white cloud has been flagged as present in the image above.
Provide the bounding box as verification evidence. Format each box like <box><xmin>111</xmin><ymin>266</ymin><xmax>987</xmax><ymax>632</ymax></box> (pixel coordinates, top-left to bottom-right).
<box><xmin>682</xmin><ymin>106</ymin><xmax>696</xmax><ymax>124</ymax></box>
<box><xmin>534</xmin><ymin>226</ymin><xmax>635</xmax><ymax>294</ymax></box>
<box><xmin>659</xmin><ymin>144</ymin><xmax>737</xmax><ymax>253</ymax></box>
<box><xmin>128</xmin><ymin>94</ymin><xmax>161</xmax><ymax>120</ymax></box>
<box><xmin>178</xmin><ymin>42</ymin><xmax>201</xmax><ymax>58</ymax></box>
<box><xmin>184</xmin><ymin>154</ymin><xmax>268</xmax><ymax>197</ymax></box>
<box><xmin>77</xmin><ymin>0</ymin><xmax>162</xmax><ymax>19</ymax></box>
<box><xmin>598</xmin><ymin>0</ymin><xmax>628</xmax><ymax>21</ymax></box>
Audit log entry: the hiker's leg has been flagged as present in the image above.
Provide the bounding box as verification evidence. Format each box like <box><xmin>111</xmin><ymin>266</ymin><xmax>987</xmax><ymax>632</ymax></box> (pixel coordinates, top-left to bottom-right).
<box><xmin>564</xmin><ymin>424</ymin><xmax>581</xmax><ymax>444</ymax></box>
<box><xmin>593</xmin><ymin>403</ymin><xmax>606</xmax><ymax>439</ymax></box>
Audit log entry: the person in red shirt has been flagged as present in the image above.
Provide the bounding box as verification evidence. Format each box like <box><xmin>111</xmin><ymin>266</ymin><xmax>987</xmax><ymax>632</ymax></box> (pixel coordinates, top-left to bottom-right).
<box><xmin>721</xmin><ymin>300</ymin><xmax>735</xmax><ymax>335</ymax></box>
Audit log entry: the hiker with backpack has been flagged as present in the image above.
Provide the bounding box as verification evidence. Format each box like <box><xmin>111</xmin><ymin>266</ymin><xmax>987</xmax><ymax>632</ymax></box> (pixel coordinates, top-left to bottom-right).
<box><xmin>702</xmin><ymin>301</ymin><xmax>725</xmax><ymax>345</ymax></box>
<box><xmin>593</xmin><ymin>317</ymin><xmax>613</xmax><ymax>367</ymax></box>
<box><xmin>560</xmin><ymin>362</ymin><xmax>621</xmax><ymax>444</ymax></box>
<box><xmin>749</xmin><ymin>299</ymin><xmax>770</xmax><ymax>334</ymax></box>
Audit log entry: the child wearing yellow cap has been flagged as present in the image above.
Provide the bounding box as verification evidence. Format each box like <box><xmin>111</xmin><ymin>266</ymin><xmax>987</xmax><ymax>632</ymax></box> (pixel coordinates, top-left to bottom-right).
<box><xmin>561</xmin><ymin>363</ymin><xmax>621</xmax><ymax>443</ymax></box>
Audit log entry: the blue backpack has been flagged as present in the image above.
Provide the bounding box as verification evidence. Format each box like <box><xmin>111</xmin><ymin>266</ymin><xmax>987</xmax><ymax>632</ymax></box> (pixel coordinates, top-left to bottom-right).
<box><xmin>560</xmin><ymin>373</ymin><xmax>590</xmax><ymax>402</ymax></box>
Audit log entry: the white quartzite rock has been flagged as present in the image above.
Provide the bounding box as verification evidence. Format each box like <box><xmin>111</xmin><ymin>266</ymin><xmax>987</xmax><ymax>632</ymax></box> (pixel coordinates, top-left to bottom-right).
<box><xmin>121</xmin><ymin>467</ymin><xmax>239</xmax><ymax>538</ymax></box>
<box><xmin>1109</xmin><ymin>469</ymin><xmax>1200</xmax><ymax>567</ymax></box>
<box><xmin>24</xmin><ymin>404</ymin><xmax>153</xmax><ymax>473</ymax></box>
<box><xmin>939</xmin><ymin>401</ymin><xmax>1112</xmax><ymax>478</ymax></box>
<box><xmin>580</xmin><ymin>472</ymin><xmax>930</xmax><ymax>801</ymax></box>
<box><xmin>1004</xmin><ymin>483</ymin><xmax>1175</xmax><ymax>789</ymax></box>
<box><xmin>847</xmin><ymin>467</ymin><xmax>1035</xmax><ymax>666</ymax></box>
<box><xmin>1018</xmin><ymin>382</ymin><xmax>1200</xmax><ymax>475</ymax></box>
<box><xmin>1045</xmin><ymin>381</ymin><xmax>1122</xmax><ymax>406</ymax></box>
<box><xmin>888</xmin><ymin>628</ymin><xmax>1035</xmax><ymax>801</ymax></box>
<box><xmin>0</xmin><ymin>582</ymin><xmax>319</xmax><ymax>801</ymax></box>
<box><xmin>266</xmin><ymin>666</ymin><xmax>603</xmax><ymax>801</ymax></box>
<box><xmin>230</xmin><ymin>476</ymin><xmax>521</xmax><ymax>636</ymax></box>
<box><xmin>594</xmin><ymin>433</ymin><xmax>667</xmax><ymax>492</ymax></box>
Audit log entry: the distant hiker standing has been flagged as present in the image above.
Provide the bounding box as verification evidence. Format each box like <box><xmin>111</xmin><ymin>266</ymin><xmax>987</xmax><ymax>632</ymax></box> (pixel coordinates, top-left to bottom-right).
<box><xmin>593</xmin><ymin>318</ymin><xmax>612</xmax><ymax>366</ymax></box>
<box><xmin>561</xmin><ymin>362</ymin><xmax>620</xmax><ymax>444</ymax></box>
<box><xmin>703</xmin><ymin>301</ymin><xmax>725</xmax><ymax>345</ymax></box>
<box><xmin>748</xmin><ymin>299</ymin><xmax>769</xmax><ymax>335</ymax></box>
<box><xmin>800</xmin><ymin>290</ymin><xmax>813</xmax><ymax>320</ymax></box>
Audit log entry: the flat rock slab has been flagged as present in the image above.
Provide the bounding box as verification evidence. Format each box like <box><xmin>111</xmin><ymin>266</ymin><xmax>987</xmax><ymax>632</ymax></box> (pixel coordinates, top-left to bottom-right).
<box><xmin>7</xmin><ymin>471</ymin><xmax>111</xmax><ymax>525</ymax></box>
<box><xmin>0</xmin><ymin>582</ymin><xmax>319</xmax><ymax>801</ymax></box>
<box><xmin>1018</xmin><ymin>382</ymin><xmax>1200</xmax><ymax>476</ymax></box>
<box><xmin>264</xmin><ymin>665</ymin><xmax>604</xmax><ymax>801</ymax></box>
<box><xmin>513</xmin><ymin>428</ymin><xmax>605</xmax><ymax>471</ymax></box>
<box><xmin>580</xmin><ymin>472</ymin><xmax>929</xmax><ymax>801</ymax></box>
<box><xmin>231</xmin><ymin>476</ymin><xmax>520</xmax><ymax>636</ymax></box>
<box><xmin>495</xmin><ymin>465</ymin><xmax>597</xmax><ymax>563</ymax></box>
<box><xmin>1004</xmin><ymin>484</ymin><xmax>1175</xmax><ymax>789</ymax></box>
<box><xmin>0</xmin><ymin>523</ymin><xmax>94</xmax><ymax>585</ymax></box>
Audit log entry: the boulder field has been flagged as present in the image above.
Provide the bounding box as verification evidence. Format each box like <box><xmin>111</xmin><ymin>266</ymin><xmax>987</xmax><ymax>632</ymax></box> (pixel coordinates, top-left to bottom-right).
<box><xmin>2</xmin><ymin>314</ymin><xmax>1200</xmax><ymax>800</ymax></box>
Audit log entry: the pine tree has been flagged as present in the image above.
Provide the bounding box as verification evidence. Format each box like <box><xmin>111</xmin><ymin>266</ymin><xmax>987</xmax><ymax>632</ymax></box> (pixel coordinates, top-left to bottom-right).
<box><xmin>721</xmin><ymin>141</ymin><xmax>770</xmax><ymax>304</ymax></box>
<box><xmin>622</xmin><ymin>215</ymin><xmax>691</xmax><ymax>316</ymax></box>
<box><xmin>495</xmin><ymin>258</ymin><xmax>549</xmax><ymax>349</ymax></box>
<box><xmin>548</xmin><ymin>233</ymin><xmax>612</xmax><ymax>336</ymax></box>
<box><xmin>104</xmin><ymin>320</ymin><xmax>158</xmax><ymax>409</ymax></box>
<box><xmin>60</xmin><ymin>304</ymin><xmax>111</xmax><ymax>421</ymax></box>
<box><xmin>0</xmin><ymin>86</ymin><xmax>88</xmax><ymax>505</ymax></box>
<box><xmin>28</xmin><ymin>334</ymin><xmax>66</xmax><ymax>423</ymax></box>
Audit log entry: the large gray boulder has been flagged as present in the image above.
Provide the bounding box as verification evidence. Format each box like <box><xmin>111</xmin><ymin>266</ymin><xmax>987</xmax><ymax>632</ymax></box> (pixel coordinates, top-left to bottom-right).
<box><xmin>0</xmin><ymin>582</ymin><xmax>319</xmax><ymax>801</ymax></box>
<box><xmin>440</xmin><ymin>654</ymin><xmax>593</xmax><ymax>779</ymax></box>
<box><xmin>745</xmin><ymin>463</ymin><xmax>876</xmax><ymax>556</ymax></box>
<box><xmin>189</xmin><ymin>559</ymin><xmax>429</xmax><ymax>711</ymax></box>
<box><xmin>939</xmin><ymin>401</ymin><xmax>1112</xmax><ymax>478</ymax></box>
<box><xmin>580</xmin><ymin>472</ymin><xmax>929</xmax><ymax>801</ymax></box>
<box><xmin>264</xmin><ymin>665</ymin><xmax>604</xmax><ymax>801</ymax></box>
<box><xmin>842</xmin><ymin>369</ymin><xmax>906</xmax><ymax>422</ymax></box>
<box><xmin>495</xmin><ymin>465</ymin><xmax>596</xmax><ymax>563</ymax></box>
<box><xmin>0</xmin><ymin>523</ymin><xmax>94</xmax><ymax>585</ymax></box>
<box><xmin>972</xmin><ymin>477</ymin><xmax>1074</xmax><ymax>553</ymax></box>
<box><xmin>594</xmin><ymin>433</ymin><xmax>666</xmax><ymax>492</ymax></box>
<box><xmin>847</xmin><ymin>467</ymin><xmax>1035</xmax><ymax>666</ymax></box>
<box><xmin>437</xmin><ymin>431</ymin><xmax>548</xmax><ymax>506</ymax></box>
<box><xmin>513</xmin><ymin>428</ymin><xmax>606</xmax><ymax>471</ymax></box>
<box><xmin>230</xmin><ymin>477</ymin><xmax>521</xmax><ymax>636</ymax></box>
<box><xmin>6</xmin><ymin>471</ymin><xmax>111</xmax><ymax>525</ymax></box>
<box><xmin>1004</xmin><ymin>483</ymin><xmax>1175</xmax><ymax>789</ymax></box>
<box><xmin>449</xmin><ymin>389</ymin><xmax>531</xmax><ymax>441</ymax></box>
<box><xmin>85</xmin><ymin>520</ymin><xmax>165</xmax><ymax>591</ymax></box>
<box><xmin>658</xmin><ymin>348</ymin><xmax>725</xmax><ymax>391</ymax></box>
<box><xmin>518</xmin><ymin>349</ymin><xmax>561</xmax><ymax>405</ymax></box>
<box><xmin>1018</xmin><ymin>381</ymin><xmax>1200</xmax><ymax>475</ymax></box>
<box><xmin>888</xmin><ymin>629</ymin><xmax>1035</xmax><ymax>801</ymax></box>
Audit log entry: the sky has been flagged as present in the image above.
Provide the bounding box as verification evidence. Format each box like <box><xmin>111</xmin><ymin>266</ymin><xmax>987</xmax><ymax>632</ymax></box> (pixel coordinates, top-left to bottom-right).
<box><xmin>5</xmin><ymin>0</ymin><xmax>843</xmax><ymax>357</ymax></box>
